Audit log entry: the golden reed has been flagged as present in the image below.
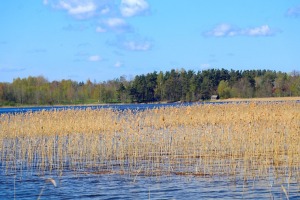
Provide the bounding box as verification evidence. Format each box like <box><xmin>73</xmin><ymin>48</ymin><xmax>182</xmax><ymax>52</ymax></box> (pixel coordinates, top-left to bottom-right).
<box><xmin>0</xmin><ymin>101</ymin><xmax>299</xmax><ymax>181</ymax></box>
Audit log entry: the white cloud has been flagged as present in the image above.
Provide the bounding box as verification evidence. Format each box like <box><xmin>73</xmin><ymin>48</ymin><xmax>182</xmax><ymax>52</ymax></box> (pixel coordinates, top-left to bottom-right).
<box><xmin>105</xmin><ymin>18</ymin><xmax>127</xmax><ymax>28</ymax></box>
<box><xmin>244</xmin><ymin>25</ymin><xmax>273</xmax><ymax>36</ymax></box>
<box><xmin>44</xmin><ymin>0</ymin><xmax>150</xmax><ymax>33</ymax></box>
<box><xmin>45</xmin><ymin>0</ymin><xmax>114</xmax><ymax>19</ymax></box>
<box><xmin>120</xmin><ymin>0</ymin><xmax>149</xmax><ymax>17</ymax></box>
<box><xmin>101</xmin><ymin>17</ymin><xmax>132</xmax><ymax>32</ymax></box>
<box><xmin>123</xmin><ymin>41</ymin><xmax>151</xmax><ymax>51</ymax></box>
<box><xmin>205</xmin><ymin>23</ymin><xmax>237</xmax><ymax>37</ymax></box>
<box><xmin>107</xmin><ymin>35</ymin><xmax>153</xmax><ymax>51</ymax></box>
<box><xmin>286</xmin><ymin>5</ymin><xmax>300</xmax><ymax>17</ymax></box>
<box><xmin>114</xmin><ymin>61</ymin><xmax>123</xmax><ymax>67</ymax></box>
<box><xmin>205</xmin><ymin>24</ymin><xmax>276</xmax><ymax>37</ymax></box>
<box><xmin>57</xmin><ymin>0</ymin><xmax>97</xmax><ymax>18</ymax></box>
<box><xmin>96</xmin><ymin>26</ymin><xmax>106</xmax><ymax>33</ymax></box>
<box><xmin>45</xmin><ymin>0</ymin><xmax>150</xmax><ymax>18</ymax></box>
<box><xmin>88</xmin><ymin>55</ymin><xmax>102</xmax><ymax>62</ymax></box>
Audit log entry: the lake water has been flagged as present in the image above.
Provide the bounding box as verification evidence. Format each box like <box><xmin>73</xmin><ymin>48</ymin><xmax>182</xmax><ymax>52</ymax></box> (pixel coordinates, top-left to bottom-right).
<box><xmin>1</xmin><ymin>100</ymin><xmax>299</xmax><ymax>114</ymax></box>
<box><xmin>0</xmin><ymin>102</ymin><xmax>197</xmax><ymax>114</ymax></box>
<box><xmin>1</xmin><ymin>168</ymin><xmax>299</xmax><ymax>199</ymax></box>
<box><xmin>1</xmin><ymin>102</ymin><xmax>299</xmax><ymax>199</ymax></box>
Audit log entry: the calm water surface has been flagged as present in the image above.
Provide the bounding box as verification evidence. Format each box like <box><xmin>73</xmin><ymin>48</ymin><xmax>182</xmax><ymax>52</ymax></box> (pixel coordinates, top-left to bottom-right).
<box><xmin>1</xmin><ymin>169</ymin><xmax>299</xmax><ymax>199</ymax></box>
<box><xmin>0</xmin><ymin>102</ymin><xmax>196</xmax><ymax>114</ymax></box>
<box><xmin>1</xmin><ymin>100</ymin><xmax>299</xmax><ymax>114</ymax></box>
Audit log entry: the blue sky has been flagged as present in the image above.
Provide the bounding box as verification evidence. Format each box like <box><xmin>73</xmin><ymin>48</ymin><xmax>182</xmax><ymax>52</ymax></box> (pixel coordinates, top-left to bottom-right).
<box><xmin>1</xmin><ymin>0</ymin><xmax>300</xmax><ymax>82</ymax></box>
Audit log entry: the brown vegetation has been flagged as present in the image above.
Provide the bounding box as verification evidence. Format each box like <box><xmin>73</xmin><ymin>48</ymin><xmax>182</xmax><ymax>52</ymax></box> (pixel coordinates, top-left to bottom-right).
<box><xmin>0</xmin><ymin>101</ymin><xmax>300</xmax><ymax>182</ymax></box>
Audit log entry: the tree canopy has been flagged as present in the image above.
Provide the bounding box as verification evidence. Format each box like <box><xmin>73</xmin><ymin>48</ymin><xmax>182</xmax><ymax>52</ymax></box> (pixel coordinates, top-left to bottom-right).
<box><xmin>0</xmin><ymin>69</ymin><xmax>299</xmax><ymax>106</ymax></box>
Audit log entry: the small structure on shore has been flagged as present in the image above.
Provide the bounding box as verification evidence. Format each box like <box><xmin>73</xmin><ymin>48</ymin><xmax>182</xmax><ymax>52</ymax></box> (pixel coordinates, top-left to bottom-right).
<box><xmin>211</xmin><ymin>95</ymin><xmax>219</xmax><ymax>100</ymax></box>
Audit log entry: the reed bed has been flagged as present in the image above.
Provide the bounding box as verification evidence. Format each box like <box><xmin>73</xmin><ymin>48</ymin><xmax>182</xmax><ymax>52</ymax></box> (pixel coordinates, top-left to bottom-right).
<box><xmin>0</xmin><ymin>102</ymin><xmax>300</xmax><ymax>182</ymax></box>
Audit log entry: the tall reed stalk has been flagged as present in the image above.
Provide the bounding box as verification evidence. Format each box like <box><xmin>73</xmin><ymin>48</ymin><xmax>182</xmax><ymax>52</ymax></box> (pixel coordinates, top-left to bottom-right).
<box><xmin>0</xmin><ymin>102</ymin><xmax>299</xmax><ymax>182</ymax></box>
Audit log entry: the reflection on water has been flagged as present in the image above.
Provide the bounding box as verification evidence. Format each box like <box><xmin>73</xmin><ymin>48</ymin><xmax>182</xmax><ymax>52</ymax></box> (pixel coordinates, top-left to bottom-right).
<box><xmin>1</xmin><ymin>169</ymin><xmax>299</xmax><ymax>199</ymax></box>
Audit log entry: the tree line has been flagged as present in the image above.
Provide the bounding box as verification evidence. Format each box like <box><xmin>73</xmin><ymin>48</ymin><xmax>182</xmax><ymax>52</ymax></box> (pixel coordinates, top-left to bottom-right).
<box><xmin>0</xmin><ymin>68</ymin><xmax>300</xmax><ymax>106</ymax></box>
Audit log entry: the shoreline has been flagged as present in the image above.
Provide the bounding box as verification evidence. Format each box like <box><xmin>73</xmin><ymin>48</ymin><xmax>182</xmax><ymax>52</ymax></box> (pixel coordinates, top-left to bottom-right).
<box><xmin>0</xmin><ymin>96</ymin><xmax>299</xmax><ymax>109</ymax></box>
<box><xmin>216</xmin><ymin>96</ymin><xmax>300</xmax><ymax>102</ymax></box>
<box><xmin>0</xmin><ymin>101</ymin><xmax>172</xmax><ymax>109</ymax></box>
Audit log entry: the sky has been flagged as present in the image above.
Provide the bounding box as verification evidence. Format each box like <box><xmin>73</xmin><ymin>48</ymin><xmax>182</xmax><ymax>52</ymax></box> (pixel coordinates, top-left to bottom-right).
<box><xmin>1</xmin><ymin>0</ymin><xmax>300</xmax><ymax>83</ymax></box>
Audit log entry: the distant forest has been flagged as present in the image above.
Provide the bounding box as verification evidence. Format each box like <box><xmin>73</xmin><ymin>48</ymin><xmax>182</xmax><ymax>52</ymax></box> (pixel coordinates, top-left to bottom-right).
<box><xmin>0</xmin><ymin>68</ymin><xmax>300</xmax><ymax>106</ymax></box>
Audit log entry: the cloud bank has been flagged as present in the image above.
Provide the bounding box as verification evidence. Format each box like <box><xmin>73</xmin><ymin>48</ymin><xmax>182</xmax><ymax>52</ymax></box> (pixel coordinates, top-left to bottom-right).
<box><xmin>44</xmin><ymin>0</ymin><xmax>150</xmax><ymax>35</ymax></box>
<box><xmin>44</xmin><ymin>0</ymin><xmax>150</xmax><ymax>19</ymax></box>
<box><xmin>44</xmin><ymin>0</ymin><xmax>101</xmax><ymax>19</ymax></box>
<box><xmin>120</xmin><ymin>0</ymin><xmax>149</xmax><ymax>17</ymax></box>
<box><xmin>205</xmin><ymin>23</ymin><xmax>277</xmax><ymax>37</ymax></box>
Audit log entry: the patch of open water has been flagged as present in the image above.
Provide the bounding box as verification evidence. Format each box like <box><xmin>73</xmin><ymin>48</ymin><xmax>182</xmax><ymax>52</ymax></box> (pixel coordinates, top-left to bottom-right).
<box><xmin>1</xmin><ymin>100</ymin><xmax>299</xmax><ymax>115</ymax></box>
<box><xmin>0</xmin><ymin>102</ymin><xmax>196</xmax><ymax>115</ymax></box>
<box><xmin>1</xmin><ymin>168</ymin><xmax>299</xmax><ymax>199</ymax></box>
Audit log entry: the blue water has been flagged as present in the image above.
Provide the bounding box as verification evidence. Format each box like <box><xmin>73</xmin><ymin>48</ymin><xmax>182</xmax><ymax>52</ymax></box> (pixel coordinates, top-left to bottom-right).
<box><xmin>1</xmin><ymin>102</ymin><xmax>300</xmax><ymax>199</ymax></box>
<box><xmin>0</xmin><ymin>102</ymin><xmax>197</xmax><ymax>115</ymax></box>
<box><xmin>1</xmin><ymin>100</ymin><xmax>299</xmax><ymax>115</ymax></box>
<box><xmin>1</xmin><ymin>169</ymin><xmax>299</xmax><ymax>199</ymax></box>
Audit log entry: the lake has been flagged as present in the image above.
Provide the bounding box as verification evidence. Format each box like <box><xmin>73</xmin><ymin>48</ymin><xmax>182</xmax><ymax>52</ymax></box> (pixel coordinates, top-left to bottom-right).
<box><xmin>0</xmin><ymin>102</ymin><xmax>197</xmax><ymax>114</ymax></box>
<box><xmin>1</xmin><ymin>102</ymin><xmax>299</xmax><ymax>199</ymax></box>
<box><xmin>1</xmin><ymin>168</ymin><xmax>299</xmax><ymax>199</ymax></box>
<box><xmin>1</xmin><ymin>100</ymin><xmax>299</xmax><ymax>114</ymax></box>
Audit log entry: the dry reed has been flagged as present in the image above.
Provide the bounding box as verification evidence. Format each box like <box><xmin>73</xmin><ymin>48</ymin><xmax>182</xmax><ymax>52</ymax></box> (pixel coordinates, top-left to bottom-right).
<box><xmin>0</xmin><ymin>101</ymin><xmax>299</xmax><ymax>182</ymax></box>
